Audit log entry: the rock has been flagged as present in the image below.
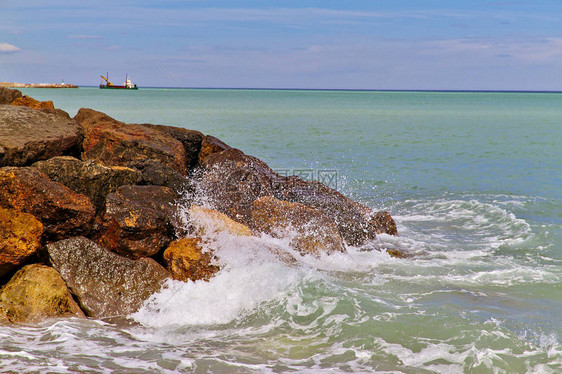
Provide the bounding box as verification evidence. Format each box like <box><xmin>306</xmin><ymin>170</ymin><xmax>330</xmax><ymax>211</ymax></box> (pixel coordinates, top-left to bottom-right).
<box><xmin>46</xmin><ymin>237</ymin><xmax>169</xmax><ymax>318</ymax></box>
<box><xmin>251</xmin><ymin>196</ymin><xmax>345</xmax><ymax>255</ymax></box>
<box><xmin>0</xmin><ymin>87</ymin><xmax>22</xmax><ymax>104</ymax></box>
<box><xmin>276</xmin><ymin>176</ymin><xmax>387</xmax><ymax>246</ymax></box>
<box><xmin>0</xmin><ymin>167</ymin><xmax>95</xmax><ymax>241</ymax></box>
<box><xmin>94</xmin><ymin>185</ymin><xmax>180</xmax><ymax>259</ymax></box>
<box><xmin>198</xmin><ymin>135</ymin><xmax>232</xmax><ymax>164</ymax></box>
<box><xmin>0</xmin><ymin>208</ymin><xmax>44</xmax><ymax>278</ymax></box>
<box><xmin>11</xmin><ymin>95</ymin><xmax>54</xmax><ymax>110</ymax></box>
<box><xmin>33</xmin><ymin>156</ymin><xmax>142</xmax><ymax>212</ymax></box>
<box><xmin>365</xmin><ymin>211</ymin><xmax>398</xmax><ymax>236</ymax></box>
<box><xmin>197</xmin><ymin>145</ymin><xmax>397</xmax><ymax>246</ymax></box>
<box><xmin>74</xmin><ymin>108</ymin><xmax>189</xmax><ymax>175</ymax></box>
<box><xmin>0</xmin><ymin>264</ymin><xmax>84</xmax><ymax>323</ymax></box>
<box><xmin>196</xmin><ymin>148</ymin><xmax>280</xmax><ymax>223</ymax></box>
<box><xmin>189</xmin><ymin>205</ymin><xmax>253</xmax><ymax>238</ymax></box>
<box><xmin>129</xmin><ymin>159</ymin><xmax>191</xmax><ymax>193</ymax></box>
<box><xmin>144</xmin><ymin>125</ymin><xmax>204</xmax><ymax>170</ymax></box>
<box><xmin>163</xmin><ymin>238</ymin><xmax>220</xmax><ymax>282</ymax></box>
<box><xmin>0</xmin><ymin>105</ymin><xmax>83</xmax><ymax>166</ymax></box>
<box><xmin>386</xmin><ymin>249</ymin><xmax>409</xmax><ymax>258</ymax></box>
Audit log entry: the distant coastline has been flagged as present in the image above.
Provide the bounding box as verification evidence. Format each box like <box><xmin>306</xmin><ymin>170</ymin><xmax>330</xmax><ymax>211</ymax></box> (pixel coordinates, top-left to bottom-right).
<box><xmin>0</xmin><ymin>82</ymin><xmax>78</xmax><ymax>89</ymax></box>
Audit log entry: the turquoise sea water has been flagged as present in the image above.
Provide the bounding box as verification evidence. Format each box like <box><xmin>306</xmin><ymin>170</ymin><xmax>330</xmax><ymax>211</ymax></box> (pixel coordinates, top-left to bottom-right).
<box><xmin>2</xmin><ymin>87</ymin><xmax>561</xmax><ymax>373</ymax></box>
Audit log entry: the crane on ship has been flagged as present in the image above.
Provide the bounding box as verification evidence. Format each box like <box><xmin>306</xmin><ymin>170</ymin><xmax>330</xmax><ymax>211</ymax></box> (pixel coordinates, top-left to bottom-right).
<box><xmin>100</xmin><ymin>74</ymin><xmax>114</xmax><ymax>87</ymax></box>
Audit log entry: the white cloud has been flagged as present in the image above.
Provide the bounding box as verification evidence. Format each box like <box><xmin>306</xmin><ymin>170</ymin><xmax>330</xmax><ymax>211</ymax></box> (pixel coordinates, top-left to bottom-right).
<box><xmin>0</xmin><ymin>43</ymin><xmax>21</xmax><ymax>53</ymax></box>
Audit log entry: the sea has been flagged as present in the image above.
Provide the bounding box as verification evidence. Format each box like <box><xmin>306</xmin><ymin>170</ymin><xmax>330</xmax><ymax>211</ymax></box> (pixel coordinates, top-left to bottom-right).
<box><xmin>1</xmin><ymin>87</ymin><xmax>560</xmax><ymax>373</ymax></box>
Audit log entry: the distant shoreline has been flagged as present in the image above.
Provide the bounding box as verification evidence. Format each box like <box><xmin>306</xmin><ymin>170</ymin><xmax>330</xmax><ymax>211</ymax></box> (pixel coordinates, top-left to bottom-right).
<box><xmin>0</xmin><ymin>82</ymin><xmax>78</xmax><ymax>89</ymax></box>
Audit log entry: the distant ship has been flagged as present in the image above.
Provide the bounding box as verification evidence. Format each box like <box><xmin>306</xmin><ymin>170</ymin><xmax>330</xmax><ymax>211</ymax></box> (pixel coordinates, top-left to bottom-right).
<box><xmin>99</xmin><ymin>73</ymin><xmax>138</xmax><ymax>90</ymax></box>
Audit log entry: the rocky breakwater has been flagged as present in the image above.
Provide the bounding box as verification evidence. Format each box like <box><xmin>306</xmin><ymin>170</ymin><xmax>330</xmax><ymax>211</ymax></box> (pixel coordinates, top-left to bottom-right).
<box><xmin>0</xmin><ymin>86</ymin><xmax>399</xmax><ymax>324</ymax></box>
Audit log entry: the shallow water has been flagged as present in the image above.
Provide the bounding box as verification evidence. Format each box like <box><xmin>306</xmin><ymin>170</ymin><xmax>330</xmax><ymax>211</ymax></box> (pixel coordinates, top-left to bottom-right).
<box><xmin>2</xmin><ymin>88</ymin><xmax>560</xmax><ymax>373</ymax></box>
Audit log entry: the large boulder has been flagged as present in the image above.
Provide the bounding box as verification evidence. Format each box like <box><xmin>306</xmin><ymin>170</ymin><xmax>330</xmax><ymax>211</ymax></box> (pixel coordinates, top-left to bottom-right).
<box><xmin>46</xmin><ymin>237</ymin><xmax>169</xmax><ymax>318</ymax></box>
<box><xmin>196</xmin><ymin>148</ymin><xmax>280</xmax><ymax>223</ymax></box>
<box><xmin>11</xmin><ymin>95</ymin><xmax>54</xmax><ymax>110</ymax></box>
<box><xmin>163</xmin><ymin>237</ymin><xmax>220</xmax><ymax>282</ymax></box>
<box><xmin>33</xmin><ymin>156</ymin><xmax>142</xmax><ymax>212</ymax></box>
<box><xmin>0</xmin><ymin>264</ymin><xmax>85</xmax><ymax>323</ymax></box>
<box><xmin>0</xmin><ymin>87</ymin><xmax>22</xmax><ymax>104</ymax></box>
<box><xmin>0</xmin><ymin>167</ymin><xmax>95</xmax><ymax>241</ymax></box>
<box><xmin>143</xmin><ymin>124</ymin><xmax>204</xmax><ymax>170</ymax></box>
<box><xmin>0</xmin><ymin>208</ymin><xmax>44</xmax><ymax>278</ymax></box>
<box><xmin>0</xmin><ymin>105</ymin><xmax>83</xmax><ymax>166</ymax></box>
<box><xmin>251</xmin><ymin>196</ymin><xmax>346</xmax><ymax>255</ymax></box>
<box><xmin>94</xmin><ymin>185</ymin><xmax>180</xmax><ymax>259</ymax></box>
<box><xmin>275</xmin><ymin>176</ymin><xmax>379</xmax><ymax>246</ymax></box>
<box><xmin>74</xmin><ymin>108</ymin><xmax>189</xmax><ymax>175</ymax></box>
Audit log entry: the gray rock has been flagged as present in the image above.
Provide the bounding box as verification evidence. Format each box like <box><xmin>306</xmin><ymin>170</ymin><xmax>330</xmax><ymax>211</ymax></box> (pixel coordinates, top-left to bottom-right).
<box><xmin>46</xmin><ymin>237</ymin><xmax>169</xmax><ymax>318</ymax></box>
<box><xmin>0</xmin><ymin>105</ymin><xmax>83</xmax><ymax>166</ymax></box>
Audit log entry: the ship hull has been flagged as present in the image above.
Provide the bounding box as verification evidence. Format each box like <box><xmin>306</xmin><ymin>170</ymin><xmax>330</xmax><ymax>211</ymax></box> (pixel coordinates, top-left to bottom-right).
<box><xmin>99</xmin><ymin>84</ymin><xmax>138</xmax><ymax>90</ymax></box>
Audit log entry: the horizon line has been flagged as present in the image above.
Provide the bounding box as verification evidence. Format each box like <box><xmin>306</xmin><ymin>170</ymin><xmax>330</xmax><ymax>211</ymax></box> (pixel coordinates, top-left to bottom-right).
<box><xmin>73</xmin><ymin>85</ymin><xmax>562</xmax><ymax>94</ymax></box>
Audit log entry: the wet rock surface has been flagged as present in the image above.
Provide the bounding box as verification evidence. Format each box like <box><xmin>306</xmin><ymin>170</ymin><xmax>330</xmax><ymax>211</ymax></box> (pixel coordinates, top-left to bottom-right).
<box><xmin>46</xmin><ymin>237</ymin><xmax>169</xmax><ymax>318</ymax></box>
<box><xmin>163</xmin><ymin>237</ymin><xmax>220</xmax><ymax>282</ymax></box>
<box><xmin>251</xmin><ymin>196</ymin><xmax>346</xmax><ymax>255</ymax></box>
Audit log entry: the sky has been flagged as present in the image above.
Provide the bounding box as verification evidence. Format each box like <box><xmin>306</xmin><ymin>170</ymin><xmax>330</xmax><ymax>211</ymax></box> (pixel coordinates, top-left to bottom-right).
<box><xmin>1</xmin><ymin>1</ymin><xmax>562</xmax><ymax>90</ymax></box>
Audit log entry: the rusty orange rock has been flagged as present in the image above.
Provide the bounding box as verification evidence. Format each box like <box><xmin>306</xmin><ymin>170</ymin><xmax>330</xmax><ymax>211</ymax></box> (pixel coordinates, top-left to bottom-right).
<box><xmin>11</xmin><ymin>95</ymin><xmax>54</xmax><ymax>110</ymax></box>
<box><xmin>163</xmin><ymin>237</ymin><xmax>220</xmax><ymax>282</ymax></box>
<box><xmin>74</xmin><ymin>108</ymin><xmax>189</xmax><ymax>175</ymax></box>
<box><xmin>0</xmin><ymin>167</ymin><xmax>95</xmax><ymax>241</ymax></box>
<box><xmin>0</xmin><ymin>207</ymin><xmax>44</xmax><ymax>278</ymax></box>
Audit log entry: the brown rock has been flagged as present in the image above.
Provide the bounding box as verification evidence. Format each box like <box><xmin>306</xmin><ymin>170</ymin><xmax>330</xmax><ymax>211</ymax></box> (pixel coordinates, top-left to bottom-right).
<box><xmin>0</xmin><ymin>167</ymin><xmax>95</xmax><ymax>241</ymax></box>
<box><xmin>11</xmin><ymin>95</ymin><xmax>54</xmax><ymax>110</ymax></box>
<box><xmin>196</xmin><ymin>148</ymin><xmax>280</xmax><ymax>223</ymax></box>
<box><xmin>74</xmin><ymin>108</ymin><xmax>189</xmax><ymax>175</ymax></box>
<box><xmin>0</xmin><ymin>208</ymin><xmax>44</xmax><ymax>278</ymax></box>
<box><xmin>46</xmin><ymin>237</ymin><xmax>169</xmax><ymax>318</ymax></box>
<box><xmin>198</xmin><ymin>135</ymin><xmax>232</xmax><ymax>164</ymax></box>
<box><xmin>0</xmin><ymin>105</ymin><xmax>83</xmax><ymax>166</ymax></box>
<box><xmin>163</xmin><ymin>237</ymin><xmax>220</xmax><ymax>282</ymax></box>
<box><xmin>366</xmin><ymin>211</ymin><xmax>398</xmax><ymax>236</ymax></box>
<box><xmin>129</xmin><ymin>159</ymin><xmax>192</xmax><ymax>193</ymax></box>
<box><xmin>145</xmin><ymin>125</ymin><xmax>204</xmax><ymax>170</ymax></box>
<box><xmin>189</xmin><ymin>205</ymin><xmax>253</xmax><ymax>238</ymax></box>
<box><xmin>275</xmin><ymin>176</ymin><xmax>380</xmax><ymax>246</ymax></box>
<box><xmin>251</xmin><ymin>196</ymin><xmax>345</xmax><ymax>255</ymax></box>
<box><xmin>33</xmin><ymin>156</ymin><xmax>142</xmax><ymax>212</ymax></box>
<box><xmin>0</xmin><ymin>264</ymin><xmax>84</xmax><ymax>323</ymax></box>
<box><xmin>0</xmin><ymin>87</ymin><xmax>22</xmax><ymax>104</ymax></box>
<box><xmin>95</xmin><ymin>185</ymin><xmax>180</xmax><ymax>259</ymax></box>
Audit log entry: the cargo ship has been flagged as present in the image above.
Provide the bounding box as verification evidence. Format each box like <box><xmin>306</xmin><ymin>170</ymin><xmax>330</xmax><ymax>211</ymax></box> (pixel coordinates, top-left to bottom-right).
<box><xmin>99</xmin><ymin>73</ymin><xmax>138</xmax><ymax>89</ymax></box>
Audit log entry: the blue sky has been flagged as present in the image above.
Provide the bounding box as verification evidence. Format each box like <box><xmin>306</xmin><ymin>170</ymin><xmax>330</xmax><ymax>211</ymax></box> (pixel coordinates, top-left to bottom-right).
<box><xmin>1</xmin><ymin>1</ymin><xmax>562</xmax><ymax>90</ymax></box>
